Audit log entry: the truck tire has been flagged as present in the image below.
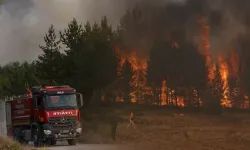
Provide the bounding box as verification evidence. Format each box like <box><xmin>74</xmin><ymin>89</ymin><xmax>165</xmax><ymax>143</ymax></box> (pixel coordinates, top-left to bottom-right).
<box><xmin>51</xmin><ymin>139</ymin><xmax>56</xmax><ymax>145</ymax></box>
<box><xmin>45</xmin><ymin>139</ymin><xmax>56</xmax><ymax>146</ymax></box>
<box><xmin>68</xmin><ymin>139</ymin><xmax>76</xmax><ymax>145</ymax></box>
<box><xmin>33</xmin><ymin>129</ymin><xmax>43</xmax><ymax>147</ymax></box>
<box><xmin>33</xmin><ymin>134</ymin><xmax>41</xmax><ymax>147</ymax></box>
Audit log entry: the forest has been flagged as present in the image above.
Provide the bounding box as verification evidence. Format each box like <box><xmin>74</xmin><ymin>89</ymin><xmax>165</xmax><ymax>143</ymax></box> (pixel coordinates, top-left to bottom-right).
<box><xmin>1</xmin><ymin>2</ymin><xmax>250</xmax><ymax>113</ymax></box>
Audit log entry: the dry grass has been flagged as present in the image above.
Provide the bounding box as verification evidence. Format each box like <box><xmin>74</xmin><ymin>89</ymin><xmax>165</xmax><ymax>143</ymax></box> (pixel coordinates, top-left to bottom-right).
<box><xmin>79</xmin><ymin>104</ymin><xmax>250</xmax><ymax>150</ymax></box>
<box><xmin>0</xmin><ymin>136</ymin><xmax>28</xmax><ymax>150</ymax></box>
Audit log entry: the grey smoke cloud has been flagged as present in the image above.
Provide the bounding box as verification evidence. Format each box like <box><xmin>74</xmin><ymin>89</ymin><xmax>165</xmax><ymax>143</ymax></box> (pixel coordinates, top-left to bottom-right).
<box><xmin>0</xmin><ymin>0</ymin><xmax>132</xmax><ymax>65</ymax></box>
<box><xmin>0</xmin><ymin>0</ymin><xmax>249</xmax><ymax>65</ymax></box>
<box><xmin>117</xmin><ymin>0</ymin><xmax>250</xmax><ymax>58</ymax></box>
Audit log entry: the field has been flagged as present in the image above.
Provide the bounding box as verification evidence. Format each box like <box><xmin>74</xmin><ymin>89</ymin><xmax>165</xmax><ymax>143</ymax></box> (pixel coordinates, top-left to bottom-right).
<box><xmin>80</xmin><ymin>104</ymin><xmax>250</xmax><ymax>150</ymax></box>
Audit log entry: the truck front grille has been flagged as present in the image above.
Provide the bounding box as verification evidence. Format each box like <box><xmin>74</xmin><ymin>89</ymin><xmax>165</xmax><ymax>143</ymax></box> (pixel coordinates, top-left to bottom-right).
<box><xmin>49</xmin><ymin>116</ymin><xmax>77</xmax><ymax>129</ymax></box>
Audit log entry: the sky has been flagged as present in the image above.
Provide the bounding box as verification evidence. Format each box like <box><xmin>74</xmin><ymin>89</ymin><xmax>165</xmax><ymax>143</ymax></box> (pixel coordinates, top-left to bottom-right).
<box><xmin>0</xmin><ymin>0</ymin><xmax>131</xmax><ymax>65</ymax></box>
<box><xmin>0</xmin><ymin>0</ymin><xmax>248</xmax><ymax>65</ymax></box>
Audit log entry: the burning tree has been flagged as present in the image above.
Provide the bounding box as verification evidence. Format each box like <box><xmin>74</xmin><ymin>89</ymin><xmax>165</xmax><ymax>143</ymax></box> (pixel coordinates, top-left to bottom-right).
<box><xmin>209</xmin><ymin>64</ymin><xmax>223</xmax><ymax>113</ymax></box>
<box><xmin>119</xmin><ymin>58</ymin><xmax>134</xmax><ymax>103</ymax></box>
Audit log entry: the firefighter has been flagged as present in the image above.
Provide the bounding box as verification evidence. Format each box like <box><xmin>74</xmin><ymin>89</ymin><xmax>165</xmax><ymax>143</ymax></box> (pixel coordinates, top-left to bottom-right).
<box><xmin>127</xmin><ymin>112</ymin><xmax>136</xmax><ymax>129</ymax></box>
<box><xmin>110</xmin><ymin>116</ymin><xmax>118</xmax><ymax>141</ymax></box>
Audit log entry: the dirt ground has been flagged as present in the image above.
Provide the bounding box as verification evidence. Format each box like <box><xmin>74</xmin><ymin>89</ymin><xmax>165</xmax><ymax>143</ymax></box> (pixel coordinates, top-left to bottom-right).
<box><xmin>79</xmin><ymin>104</ymin><xmax>250</xmax><ymax>150</ymax></box>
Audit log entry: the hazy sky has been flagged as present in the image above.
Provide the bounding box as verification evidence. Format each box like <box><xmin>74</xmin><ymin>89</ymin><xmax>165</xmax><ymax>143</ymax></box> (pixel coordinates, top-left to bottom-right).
<box><xmin>0</xmin><ymin>0</ymin><xmax>248</xmax><ymax>65</ymax></box>
<box><xmin>0</xmin><ymin>0</ymin><xmax>132</xmax><ymax>65</ymax></box>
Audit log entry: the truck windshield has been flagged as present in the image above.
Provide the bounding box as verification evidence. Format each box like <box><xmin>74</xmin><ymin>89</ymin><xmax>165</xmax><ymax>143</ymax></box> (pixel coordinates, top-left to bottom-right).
<box><xmin>45</xmin><ymin>94</ymin><xmax>78</xmax><ymax>109</ymax></box>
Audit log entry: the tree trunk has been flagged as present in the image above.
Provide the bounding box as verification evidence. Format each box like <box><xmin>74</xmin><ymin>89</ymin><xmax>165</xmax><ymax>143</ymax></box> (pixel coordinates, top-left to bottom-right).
<box><xmin>156</xmin><ymin>88</ymin><xmax>160</xmax><ymax>105</ymax></box>
<box><xmin>174</xmin><ymin>88</ymin><xmax>178</xmax><ymax>107</ymax></box>
<box><xmin>197</xmin><ymin>90</ymin><xmax>200</xmax><ymax>108</ymax></box>
<box><xmin>188</xmin><ymin>87</ymin><xmax>192</xmax><ymax>107</ymax></box>
<box><xmin>166</xmin><ymin>88</ymin><xmax>169</xmax><ymax>105</ymax></box>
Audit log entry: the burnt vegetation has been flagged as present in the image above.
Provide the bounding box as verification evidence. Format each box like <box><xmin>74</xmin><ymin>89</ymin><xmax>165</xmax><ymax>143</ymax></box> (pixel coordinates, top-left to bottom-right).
<box><xmin>1</xmin><ymin>0</ymin><xmax>250</xmax><ymax>113</ymax></box>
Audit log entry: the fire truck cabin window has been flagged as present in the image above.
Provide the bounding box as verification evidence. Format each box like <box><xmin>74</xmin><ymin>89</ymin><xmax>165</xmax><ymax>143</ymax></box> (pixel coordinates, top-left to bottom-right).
<box><xmin>46</xmin><ymin>94</ymin><xmax>77</xmax><ymax>108</ymax></box>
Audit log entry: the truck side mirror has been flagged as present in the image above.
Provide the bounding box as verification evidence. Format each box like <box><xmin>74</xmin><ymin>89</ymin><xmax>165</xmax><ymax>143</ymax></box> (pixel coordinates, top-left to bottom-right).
<box><xmin>76</xmin><ymin>93</ymin><xmax>84</xmax><ymax>107</ymax></box>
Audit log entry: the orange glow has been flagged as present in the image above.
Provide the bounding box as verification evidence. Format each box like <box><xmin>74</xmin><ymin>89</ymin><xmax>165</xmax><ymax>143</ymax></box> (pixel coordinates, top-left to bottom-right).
<box><xmin>176</xmin><ymin>96</ymin><xmax>185</xmax><ymax>107</ymax></box>
<box><xmin>197</xmin><ymin>17</ymin><xmax>215</xmax><ymax>83</ymax></box>
<box><xmin>198</xmin><ymin>17</ymin><xmax>232</xmax><ymax>107</ymax></box>
<box><xmin>161</xmin><ymin>80</ymin><xmax>167</xmax><ymax>105</ymax></box>
<box><xmin>115</xmin><ymin>46</ymin><xmax>148</xmax><ymax>103</ymax></box>
<box><xmin>218</xmin><ymin>57</ymin><xmax>232</xmax><ymax>107</ymax></box>
<box><xmin>106</xmin><ymin>17</ymin><xmax>248</xmax><ymax>109</ymax></box>
<box><xmin>172</xmin><ymin>41</ymin><xmax>179</xmax><ymax>48</ymax></box>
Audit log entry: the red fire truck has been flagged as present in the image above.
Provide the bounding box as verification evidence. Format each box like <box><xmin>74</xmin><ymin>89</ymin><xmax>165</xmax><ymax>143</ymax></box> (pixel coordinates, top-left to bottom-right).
<box><xmin>5</xmin><ymin>85</ymin><xmax>83</xmax><ymax>147</ymax></box>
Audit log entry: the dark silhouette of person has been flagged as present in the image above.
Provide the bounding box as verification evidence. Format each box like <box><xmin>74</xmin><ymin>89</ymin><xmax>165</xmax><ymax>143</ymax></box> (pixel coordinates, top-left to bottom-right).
<box><xmin>110</xmin><ymin>116</ymin><xmax>119</xmax><ymax>141</ymax></box>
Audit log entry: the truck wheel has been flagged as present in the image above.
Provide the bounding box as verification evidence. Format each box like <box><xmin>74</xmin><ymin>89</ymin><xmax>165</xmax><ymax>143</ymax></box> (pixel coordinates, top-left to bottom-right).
<box><xmin>67</xmin><ymin>139</ymin><xmax>76</xmax><ymax>145</ymax></box>
<box><xmin>33</xmin><ymin>132</ymin><xmax>44</xmax><ymax>147</ymax></box>
<box><xmin>45</xmin><ymin>139</ymin><xmax>56</xmax><ymax>146</ymax></box>
<box><xmin>51</xmin><ymin>139</ymin><xmax>56</xmax><ymax>145</ymax></box>
<box><xmin>33</xmin><ymin>135</ymin><xmax>41</xmax><ymax>147</ymax></box>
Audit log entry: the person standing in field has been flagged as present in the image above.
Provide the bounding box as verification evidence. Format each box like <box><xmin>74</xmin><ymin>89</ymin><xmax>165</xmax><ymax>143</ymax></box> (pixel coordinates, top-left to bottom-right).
<box><xmin>110</xmin><ymin>116</ymin><xmax>119</xmax><ymax>141</ymax></box>
<box><xmin>127</xmin><ymin>112</ymin><xmax>136</xmax><ymax>129</ymax></box>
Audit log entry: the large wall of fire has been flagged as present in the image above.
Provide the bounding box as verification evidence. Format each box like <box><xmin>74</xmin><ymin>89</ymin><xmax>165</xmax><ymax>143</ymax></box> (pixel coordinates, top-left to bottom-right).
<box><xmin>99</xmin><ymin>0</ymin><xmax>250</xmax><ymax>109</ymax></box>
<box><xmin>113</xmin><ymin>16</ymin><xmax>249</xmax><ymax>109</ymax></box>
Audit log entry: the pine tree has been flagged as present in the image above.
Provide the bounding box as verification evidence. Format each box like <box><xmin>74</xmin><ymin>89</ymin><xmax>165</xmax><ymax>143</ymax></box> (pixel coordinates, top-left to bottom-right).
<box><xmin>59</xmin><ymin>19</ymin><xmax>85</xmax><ymax>87</ymax></box>
<box><xmin>36</xmin><ymin>24</ymin><xmax>62</xmax><ymax>84</ymax></box>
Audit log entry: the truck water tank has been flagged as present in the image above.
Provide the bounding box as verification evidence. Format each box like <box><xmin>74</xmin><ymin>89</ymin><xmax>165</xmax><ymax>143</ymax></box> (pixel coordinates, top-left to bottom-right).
<box><xmin>0</xmin><ymin>99</ymin><xmax>7</xmax><ymax>136</ymax></box>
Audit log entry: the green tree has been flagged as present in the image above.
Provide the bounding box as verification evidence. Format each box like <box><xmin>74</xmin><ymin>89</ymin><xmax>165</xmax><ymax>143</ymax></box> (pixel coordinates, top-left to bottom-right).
<box><xmin>0</xmin><ymin>67</ymin><xmax>11</xmax><ymax>96</ymax></box>
<box><xmin>0</xmin><ymin>61</ymin><xmax>38</xmax><ymax>96</ymax></box>
<box><xmin>90</xmin><ymin>17</ymin><xmax>118</xmax><ymax>91</ymax></box>
<box><xmin>59</xmin><ymin>17</ymin><xmax>118</xmax><ymax>105</ymax></box>
<box><xmin>59</xmin><ymin>18</ymin><xmax>85</xmax><ymax>87</ymax></box>
<box><xmin>36</xmin><ymin>24</ymin><xmax>63</xmax><ymax>84</ymax></box>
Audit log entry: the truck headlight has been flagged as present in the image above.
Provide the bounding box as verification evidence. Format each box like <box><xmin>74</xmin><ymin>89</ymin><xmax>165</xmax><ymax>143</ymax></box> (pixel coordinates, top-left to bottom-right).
<box><xmin>44</xmin><ymin>130</ymin><xmax>52</xmax><ymax>135</ymax></box>
<box><xmin>76</xmin><ymin>128</ymin><xmax>82</xmax><ymax>133</ymax></box>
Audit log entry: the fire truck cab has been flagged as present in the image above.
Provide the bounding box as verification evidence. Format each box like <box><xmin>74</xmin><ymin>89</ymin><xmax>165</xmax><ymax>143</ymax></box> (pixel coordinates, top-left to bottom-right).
<box><xmin>5</xmin><ymin>85</ymin><xmax>83</xmax><ymax>147</ymax></box>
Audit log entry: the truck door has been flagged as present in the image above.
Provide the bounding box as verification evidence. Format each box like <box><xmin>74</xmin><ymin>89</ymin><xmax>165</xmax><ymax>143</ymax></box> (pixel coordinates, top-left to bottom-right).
<box><xmin>33</xmin><ymin>95</ymin><xmax>43</xmax><ymax>122</ymax></box>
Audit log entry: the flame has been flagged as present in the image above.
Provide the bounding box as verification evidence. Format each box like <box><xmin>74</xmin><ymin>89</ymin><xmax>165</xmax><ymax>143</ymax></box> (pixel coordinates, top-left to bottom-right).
<box><xmin>218</xmin><ymin>57</ymin><xmax>232</xmax><ymax>107</ymax></box>
<box><xmin>161</xmin><ymin>80</ymin><xmax>167</xmax><ymax>105</ymax></box>
<box><xmin>198</xmin><ymin>17</ymin><xmax>232</xmax><ymax>107</ymax></box>
<box><xmin>106</xmin><ymin>17</ymin><xmax>248</xmax><ymax>109</ymax></box>
<box><xmin>197</xmin><ymin>17</ymin><xmax>215</xmax><ymax>83</ymax></box>
<box><xmin>114</xmin><ymin>45</ymin><xmax>148</xmax><ymax>103</ymax></box>
<box><xmin>176</xmin><ymin>96</ymin><xmax>185</xmax><ymax>107</ymax></box>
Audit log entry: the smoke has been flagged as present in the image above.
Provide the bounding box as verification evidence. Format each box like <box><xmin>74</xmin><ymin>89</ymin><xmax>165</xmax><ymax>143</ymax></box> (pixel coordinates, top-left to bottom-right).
<box><xmin>0</xmin><ymin>0</ymin><xmax>135</xmax><ymax>65</ymax></box>
<box><xmin>117</xmin><ymin>0</ymin><xmax>250</xmax><ymax>58</ymax></box>
<box><xmin>0</xmin><ymin>0</ymin><xmax>249</xmax><ymax>65</ymax></box>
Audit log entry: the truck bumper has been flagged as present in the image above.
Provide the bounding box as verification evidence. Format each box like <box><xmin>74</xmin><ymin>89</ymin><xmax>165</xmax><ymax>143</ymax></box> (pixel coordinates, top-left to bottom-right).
<box><xmin>45</xmin><ymin>133</ymin><xmax>76</xmax><ymax>140</ymax></box>
<box><xmin>43</xmin><ymin>129</ymin><xmax>82</xmax><ymax>140</ymax></box>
